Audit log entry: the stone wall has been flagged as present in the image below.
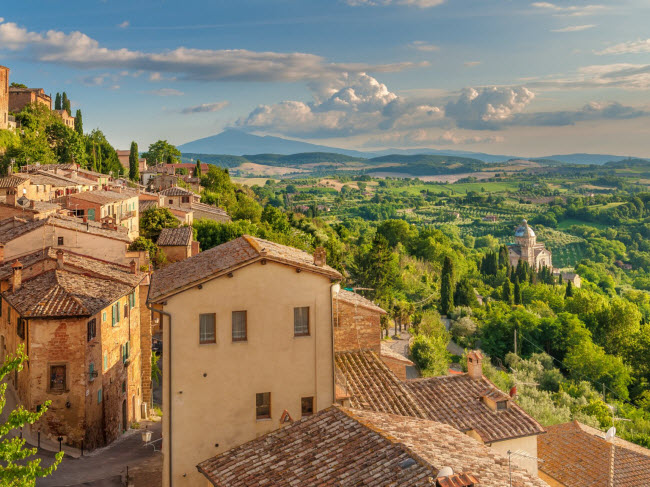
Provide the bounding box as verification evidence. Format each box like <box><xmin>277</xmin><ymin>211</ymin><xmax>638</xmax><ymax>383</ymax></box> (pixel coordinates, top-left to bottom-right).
<box><xmin>333</xmin><ymin>300</ymin><xmax>381</xmax><ymax>353</ymax></box>
<box><xmin>0</xmin><ymin>66</ymin><xmax>8</xmax><ymax>130</ymax></box>
<box><xmin>139</xmin><ymin>283</ymin><xmax>153</xmax><ymax>408</ymax></box>
<box><xmin>380</xmin><ymin>355</ymin><xmax>410</xmax><ymax>381</ymax></box>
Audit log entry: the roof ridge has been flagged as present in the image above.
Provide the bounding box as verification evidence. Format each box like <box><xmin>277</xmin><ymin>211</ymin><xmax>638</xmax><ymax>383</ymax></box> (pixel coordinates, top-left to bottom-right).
<box><xmin>53</xmin><ymin>270</ymin><xmax>91</xmax><ymax>314</ymax></box>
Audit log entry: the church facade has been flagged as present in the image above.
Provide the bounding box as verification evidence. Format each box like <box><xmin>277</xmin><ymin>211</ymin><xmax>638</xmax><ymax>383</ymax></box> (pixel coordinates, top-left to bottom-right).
<box><xmin>508</xmin><ymin>219</ymin><xmax>552</xmax><ymax>270</ymax></box>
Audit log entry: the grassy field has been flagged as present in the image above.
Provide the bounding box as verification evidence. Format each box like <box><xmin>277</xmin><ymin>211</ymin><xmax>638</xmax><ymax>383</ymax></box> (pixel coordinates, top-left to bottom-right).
<box><xmin>557</xmin><ymin>218</ymin><xmax>607</xmax><ymax>230</ymax></box>
<box><xmin>232</xmin><ymin>177</ymin><xmax>273</xmax><ymax>186</ymax></box>
<box><xmin>441</xmin><ymin>181</ymin><xmax>518</xmax><ymax>194</ymax></box>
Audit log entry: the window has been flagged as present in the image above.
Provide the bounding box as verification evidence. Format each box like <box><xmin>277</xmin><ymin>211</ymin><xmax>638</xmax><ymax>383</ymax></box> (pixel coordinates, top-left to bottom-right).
<box><xmin>89</xmin><ymin>362</ymin><xmax>96</xmax><ymax>382</ymax></box>
<box><xmin>181</xmin><ymin>196</ymin><xmax>190</xmax><ymax>203</ymax></box>
<box><xmin>129</xmin><ymin>291</ymin><xmax>136</xmax><ymax>309</ymax></box>
<box><xmin>293</xmin><ymin>307</ymin><xmax>310</xmax><ymax>336</ymax></box>
<box><xmin>497</xmin><ymin>400</ymin><xmax>508</xmax><ymax>411</ymax></box>
<box><xmin>232</xmin><ymin>311</ymin><xmax>247</xmax><ymax>342</ymax></box>
<box><xmin>112</xmin><ymin>302</ymin><xmax>120</xmax><ymax>326</ymax></box>
<box><xmin>168</xmin><ymin>199</ymin><xmax>173</xmax><ymax>205</ymax></box>
<box><xmin>16</xmin><ymin>318</ymin><xmax>25</xmax><ymax>340</ymax></box>
<box><xmin>102</xmin><ymin>311</ymin><xmax>106</xmax><ymax>322</ymax></box>
<box><xmin>104</xmin><ymin>353</ymin><xmax>108</xmax><ymax>371</ymax></box>
<box><xmin>87</xmin><ymin>318</ymin><xmax>96</xmax><ymax>341</ymax></box>
<box><xmin>123</xmin><ymin>303</ymin><xmax>128</xmax><ymax>319</ymax></box>
<box><xmin>256</xmin><ymin>392</ymin><xmax>271</xmax><ymax>419</ymax></box>
<box><xmin>199</xmin><ymin>313</ymin><xmax>216</xmax><ymax>344</ymax></box>
<box><xmin>97</xmin><ymin>388</ymin><xmax>102</xmax><ymax>404</ymax></box>
<box><xmin>49</xmin><ymin>365</ymin><xmax>66</xmax><ymax>392</ymax></box>
<box><xmin>122</xmin><ymin>341</ymin><xmax>130</xmax><ymax>364</ymax></box>
<box><xmin>301</xmin><ymin>396</ymin><xmax>314</xmax><ymax>417</ymax></box>
<box><xmin>57</xmin><ymin>237</ymin><xmax>64</xmax><ymax>246</ymax></box>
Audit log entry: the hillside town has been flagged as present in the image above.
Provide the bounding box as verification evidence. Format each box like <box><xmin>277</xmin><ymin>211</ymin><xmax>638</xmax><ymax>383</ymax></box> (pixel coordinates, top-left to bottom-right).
<box><xmin>2</xmin><ymin>9</ymin><xmax>650</xmax><ymax>485</ymax></box>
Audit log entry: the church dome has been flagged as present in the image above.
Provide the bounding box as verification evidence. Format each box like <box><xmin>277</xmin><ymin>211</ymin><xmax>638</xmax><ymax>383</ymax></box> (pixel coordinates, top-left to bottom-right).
<box><xmin>515</xmin><ymin>219</ymin><xmax>535</xmax><ymax>238</ymax></box>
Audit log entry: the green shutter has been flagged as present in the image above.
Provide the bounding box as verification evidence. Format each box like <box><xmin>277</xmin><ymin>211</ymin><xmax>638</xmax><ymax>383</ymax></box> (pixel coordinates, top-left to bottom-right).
<box><xmin>112</xmin><ymin>305</ymin><xmax>116</xmax><ymax>326</ymax></box>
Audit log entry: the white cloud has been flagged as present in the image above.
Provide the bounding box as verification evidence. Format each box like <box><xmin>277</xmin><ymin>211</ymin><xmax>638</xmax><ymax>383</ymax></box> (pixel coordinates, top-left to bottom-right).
<box><xmin>551</xmin><ymin>24</ymin><xmax>596</xmax><ymax>32</ymax></box>
<box><xmin>529</xmin><ymin>63</ymin><xmax>650</xmax><ymax>90</ymax></box>
<box><xmin>0</xmin><ymin>19</ymin><xmax>422</xmax><ymax>82</ymax></box>
<box><xmin>365</xmin><ymin>129</ymin><xmax>504</xmax><ymax>147</ymax></box>
<box><xmin>464</xmin><ymin>61</ymin><xmax>481</xmax><ymax>67</ymax></box>
<box><xmin>118</xmin><ymin>21</ymin><xmax>129</xmax><ymax>29</ymax></box>
<box><xmin>444</xmin><ymin>86</ymin><xmax>536</xmax><ymax>129</ymax></box>
<box><xmin>147</xmin><ymin>88</ymin><xmax>184</xmax><ymax>96</ymax></box>
<box><xmin>181</xmin><ymin>101</ymin><xmax>229</xmax><ymax>114</ymax></box>
<box><xmin>347</xmin><ymin>0</ymin><xmax>445</xmax><ymax>7</ymax></box>
<box><xmin>596</xmin><ymin>38</ymin><xmax>650</xmax><ymax>55</ymax></box>
<box><xmin>409</xmin><ymin>41</ymin><xmax>439</xmax><ymax>52</ymax></box>
<box><xmin>532</xmin><ymin>2</ymin><xmax>606</xmax><ymax>17</ymax></box>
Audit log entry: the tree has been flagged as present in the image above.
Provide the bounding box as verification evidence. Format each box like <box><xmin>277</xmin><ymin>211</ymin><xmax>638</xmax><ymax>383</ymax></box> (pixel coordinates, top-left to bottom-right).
<box><xmin>0</xmin><ymin>346</ymin><xmax>64</xmax><ymax>486</ymax></box>
<box><xmin>144</xmin><ymin>140</ymin><xmax>181</xmax><ymax>164</ymax></box>
<box><xmin>194</xmin><ymin>159</ymin><xmax>202</xmax><ymax>178</ymax></box>
<box><xmin>74</xmin><ymin>109</ymin><xmax>83</xmax><ymax>135</ymax></box>
<box><xmin>502</xmin><ymin>278</ymin><xmax>513</xmax><ymax>304</ymax></box>
<box><xmin>566</xmin><ymin>280</ymin><xmax>574</xmax><ymax>298</ymax></box>
<box><xmin>514</xmin><ymin>277</ymin><xmax>523</xmax><ymax>305</ymax></box>
<box><xmin>62</xmin><ymin>92</ymin><xmax>71</xmax><ymax>115</ymax></box>
<box><xmin>410</xmin><ymin>334</ymin><xmax>451</xmax><ymax>377</ymax></box>
<box><xmin>10</xmin><ymin>82</ymin><xmax>27</xmax><ymax>89</ymax></box>
<box><xmin>54</xmin><ymin>93</ymin><xmax>62</xmax><ymax>111</ymax></box>
<box><xmin>140</xmin><ymin>207</ymin><xmax>179</xmax><ymax>241</ymax></box>
<box><xmin>440</xmin><ymin>256</ymin><xmax>454</xmax><ymax>315</ymax></box>
<box><xmin>454</xmin><ymin>277</ymin><xmax>478</xmax><ymax>307</ymax></box>
<box><xmin>128</xmin><ymin>141</ymin><xmax>139</xmax><ymax>181</ymax></box>
<box><xmin>352</xmin><ymin>233</ymin><xmax>400</xmax><ymax>302</ymax></box>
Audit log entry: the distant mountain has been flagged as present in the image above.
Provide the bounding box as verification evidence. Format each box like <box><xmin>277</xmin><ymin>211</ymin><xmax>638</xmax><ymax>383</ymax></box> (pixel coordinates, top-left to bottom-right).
<box><xmin>371</xmin><ymin>148</ymin><xmax>513</xmax><ymax>164</ymax></box>
<box><xmin>538</xmin><ymin>154</ymin><xmax>632</xmax><ymax>165</ymax></box>
<box><xmin>603</xmin><ymin>158</ymin><xmax>650</xmax><ymax>168</ymax></box>
<box><xmin>178</xmin><ymin>129</ymin><xmax>370</xmax><ymax>158</ymax></box>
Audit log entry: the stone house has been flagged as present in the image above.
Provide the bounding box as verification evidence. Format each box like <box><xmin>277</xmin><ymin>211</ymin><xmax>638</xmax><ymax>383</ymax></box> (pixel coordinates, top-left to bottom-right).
<box><xmin>508</xmin><ymin>219</ymin><xmax>553</xmax><ymax>270</ymax></box>
<box><xmin>147</xmin><ymin>236</ymin><xmax>342</xmax><ymax>487</ymax></box>
<box><xmin>61</xmin><ymin>190</ymin><xmax>139</xmax><ymax>239</ymax></box>
<box><xmin>0</xmin><ymin>65</ymin><xmax>8</xmax><ymax>130</ymax></box>
<box><xmin>0</xmin><ymin>248</ymin><xmax>146</xmax><ymax>449</ymax></box>
<box><xmin>159</xmin><ymin>186</ymin><xmax>200</xmax><ymax>207</ymax></box>
<box><xmin>53</xmin><ymin>109</ymin><xmax>75</xmax><ymax>130</ymax></box>
<box><xmin>156</xmin><ymin>226</ymin><xmax>198</xmax><ymax>262</ymax></box>
<box><xmin>8</xmin><ymin>86</ymin><xmax>52</xmax><ymax>112</ymax></box>
<box><xmin>147</xmin><ymin>174</ymin><xmax>180</xmax><ymax>192</ymax></box>
<box><xmin>554</xmin><ymin>271</ymin><xmax>581</xmax><ymax>289</ymax></box>
<box><xmin>0</xmin><ymin>201</ymin><xmax>62</xmax><ymax>221</ymax></box>
<box><xmin>116</xmin><ymin>150</ymin><xmax>147</xmax><ymax>175</ymax></box>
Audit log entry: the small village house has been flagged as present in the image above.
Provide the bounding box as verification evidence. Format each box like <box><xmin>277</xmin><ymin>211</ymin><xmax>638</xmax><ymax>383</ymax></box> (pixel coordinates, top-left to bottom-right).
<box><xmin>156</xmin><ymin>226</ymin><xmax>198</xmax><ymax>262</ymax></box>
<box><xmin>60</xmin><ymin>189</ymin><xmax>139</xmax><ymax>238</ymax></box>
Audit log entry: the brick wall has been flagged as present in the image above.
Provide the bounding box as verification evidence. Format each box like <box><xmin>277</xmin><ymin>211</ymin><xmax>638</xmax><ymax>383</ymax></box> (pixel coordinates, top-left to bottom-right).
<box><xmin>333</xmin><ymin>300</ymin><xmax>381</xmax><ymax>353</ymax></box>
<box><xmin>380</xmin><ymin>355</ymin><xmax>409</xmax><ymax>381</ymax></box>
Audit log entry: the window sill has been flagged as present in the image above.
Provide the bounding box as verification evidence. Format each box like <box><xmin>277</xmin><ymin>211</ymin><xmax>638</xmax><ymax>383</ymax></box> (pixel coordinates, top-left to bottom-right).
<box><xmin>256</xmin><ymin>417</ymin><xmax>272</xmax><ymax>422</ymax></box>
<box><xmin>294</xmin><ymin>334</ymin><xmax>311</xmax><ymax>338</ymax></box>
<box><xmin>199</xmin><ymin>341</ymin><xmax>217</xmax><ymax>345</ymax></box>
<box><xmin>232</xmin><ymin>339</ymin><xmax>248</xmax><ymax>343</ymax></box>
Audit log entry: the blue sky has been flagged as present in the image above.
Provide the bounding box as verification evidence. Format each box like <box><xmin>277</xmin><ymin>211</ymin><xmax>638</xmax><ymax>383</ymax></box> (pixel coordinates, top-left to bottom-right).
<box><xmin>1</xmin><ymin>0</ymin><xmax>649</xmax><ymax>156</ymax></box>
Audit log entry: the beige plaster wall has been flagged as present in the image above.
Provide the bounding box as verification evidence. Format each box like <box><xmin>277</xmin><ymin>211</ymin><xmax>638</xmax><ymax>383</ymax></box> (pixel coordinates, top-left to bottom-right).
<box><xmin>489</xmin><ymin>434</ymin><xmax>539</xmax><ymax>476</ymax></box>
<box><xmin>159</xmin><ymin>260</ymin><xmax>335</xmax><ymax>487</ymax></box>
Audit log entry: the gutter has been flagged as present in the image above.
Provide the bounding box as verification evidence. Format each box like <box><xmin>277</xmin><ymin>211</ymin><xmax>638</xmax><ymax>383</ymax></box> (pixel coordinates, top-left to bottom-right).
<box><xmin>145</xmin><ymin>284</ymin><xmax>173</xmax><ymax>487</ymax></box>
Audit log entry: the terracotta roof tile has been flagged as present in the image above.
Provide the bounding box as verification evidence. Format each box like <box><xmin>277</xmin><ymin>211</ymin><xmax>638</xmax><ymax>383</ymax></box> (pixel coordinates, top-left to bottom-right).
<box><xmin>539</xmin><ymin>421</ymin><xmax>650</xmax><ymax>487</ymax></box>
<box><xmin>159</xmin><ymin>186</ymin><xmax>196</xmax><ymax>197</ymax></box>
<box><xmin>405</xmin><ymin>374</ymin><xmax>545</xmax><ymax>443</ymax></box>
<box><xmin>197</xmin><ymin>407</ymin><xmax>547</xmax><ymax>487</ymax></box>
<box><xmin>0</xmin><ymin>175</ymin><xmax>29</xmax><ymax>188</ymax></box>
<box><xmin>157</xmin><ymin>226</ymin><xmax>193</xmax><ymax>246</ymax></box>
<box><xmin>66</xmin><ymin>190</ymin><xmax>133</xmax><ymax>204</ymax></box>
<box><xmin>335</xmin><ymin>350</ymin><xmax>426</xmax><ymax>418</ymax></box>
<box><xmin>148</xmin><ymin>235</ymin><xmax>341</xmax><ymax>301</ymax></box>
<box><xmin>336</xmin><ymin>289</ymin><xmax>387</xmax><ymax>314</ymax></box>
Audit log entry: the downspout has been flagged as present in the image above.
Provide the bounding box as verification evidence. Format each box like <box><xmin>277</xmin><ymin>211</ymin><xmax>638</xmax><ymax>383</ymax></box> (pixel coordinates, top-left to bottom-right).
<box><xmin>330</xmin><ymin>282</ymin><xmax>341</xmax><ymax>405</ymax></box>
<box><xmin>145</xmin><ymin>286</ymin><xmax>172</xmax><ymax>487</ymax></box>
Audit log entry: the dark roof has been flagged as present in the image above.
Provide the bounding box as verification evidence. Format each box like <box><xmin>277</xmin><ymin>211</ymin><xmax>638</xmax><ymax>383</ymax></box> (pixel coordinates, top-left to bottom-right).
<box><xmin>139</xmin><ymin>200</ymin><xmax>159</xmax><ymax>213</ymax></box>
<box><xmin>159</xmin><ymin>186</ymin><xmax>196</xmax><ymax>197</ymax></box>
<box><xmin>405</xmin><ymin>374</ymin><xmax>545</xmax><ymax>443</ymax></box>
<box><xmin>2</xmin><ymin>269</ymin><xmax>134</xmax><ymax>318</ymax></box>
<box><xmin>157</xmin><ymin>226</ymin><xmax>192</xmax><ymax>246</ymax></box>
<box><xmin>539</xmin><ymin>421</ymin><xmax>650</xmax><ymax>487</ymax></box>
<box><xmin>0</xmin><ymin>175</ymin><xmax>29</xmax><ymax>188</ymax></box>
<box><xmin>336</xmin><ymin>289</ymin><xmax>387</xmax><ymax>314</ymax></box>
<box><xmin>335</xmin><ymin>350</ymin><xmax>425</xmax><ymax>418</ymax></box>
<box><xmin>197</xmin><ymin>407</ymin><xmax>547</xmax><ymax>487</ymax></box>
<box><xmin>148</xmin><ymin>235</ymin><xmax>341</xmax><ymax>301</ymax></box>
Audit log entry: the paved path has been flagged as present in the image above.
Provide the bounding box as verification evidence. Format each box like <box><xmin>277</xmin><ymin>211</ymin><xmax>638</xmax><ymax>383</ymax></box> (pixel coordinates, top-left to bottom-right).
<box><xmin>35</xmin><ymin>421</ymin><xmax>162</xmax><ymax>487</ymax></box>
<box><xmin>383</xmin><ymin>329</ymin><xmax>420</xmax><ymax>379</ymax></box>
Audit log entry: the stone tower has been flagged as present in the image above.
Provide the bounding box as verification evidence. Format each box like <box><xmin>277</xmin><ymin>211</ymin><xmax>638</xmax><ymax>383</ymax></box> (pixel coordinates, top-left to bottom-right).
<box><xmin>515</xmin><ymin>219</ymin><xmax>536</xmax><ymax>266</ymax></box>
<box><xmin>0</xmin><ymin>65</ymin><xmax>9</xmax><ymax>130</ymax></box>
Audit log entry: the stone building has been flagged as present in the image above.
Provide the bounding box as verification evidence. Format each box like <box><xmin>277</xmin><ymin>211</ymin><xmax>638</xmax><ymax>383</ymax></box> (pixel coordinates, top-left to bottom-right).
<box><xmin>147</xmin><ymin>236</ymin><xmax>342</xmax><ymax>487</ymax></box>
<box><xmin>0</xmin><ymin>248</ymin><xmax>146</xmax><ymax>449</ymax></box>
<box><xmin>508</xmin><ymin>219</ymin><xmax>553</xmax><ymax>270</ymax></box>
<box><xmin>0</xmin><ymin>65</ymin><xmax>8</xmax><ymax>130</ymax></box>
<box><xmin>8</xmin><ymin>86</ymin><xmax>52</xmax><ymax>112</ymax></box>
<box><xmin>156</xmin><ymin>226</ymin><xmax>198</xmax><ymax>262</ymax></box>
<box><xmin>53</xmin><ymin>109</ymin><xmax>75</xmax><ymax>130</ymax></box>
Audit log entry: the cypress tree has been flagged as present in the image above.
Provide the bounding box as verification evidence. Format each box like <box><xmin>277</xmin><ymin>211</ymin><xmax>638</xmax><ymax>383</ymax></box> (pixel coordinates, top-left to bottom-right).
<box><xmin>129</xmin><ymin>141</ymin><xmax>139</xmax><ymax>181</ymax></box>
<box><xmin>74</xmin><ymin>109</ymin><xmax>83</xmax><ymax>135</ymax></box>
<box><xmin>566</xmin><ymin>280</ymin><xmax>574</xmax><ymax>297</ymax></box>
<box><xmin>194</xmin><ymin>159</ymin><xmax>202</xmax><ymax>178</ymax></box>
<box><xmin>498</xmin><ymin>245</ymin><xmax>509</xmax><ymax>268</ymax></box>
<box><xmin>92</xmin><ymin>144</ymin><xmax>97</xmax><ymax>172</ymax></box>
<box><xmin>502</xmin><ymin>278</ymin><xmax>512</xmax><ymax>304</ymax></box>
<box><xmin>440</xmin><ymin>256</ymin><xmax>454</xmax><ymax>315</ymax></box>
<box><xmin>62</xmin><ymin>92</ymin><xmax>71</xmax><ymax>115</ymax></box>
<box><xmin>514</xmin><ymin>277</ymin><xmax>522</xmax><ymax>305</ymax></box>
<box><xmin>54</xmin><ymin>93</ymin><xmax>62</xmax><ymax>110</ymax></box>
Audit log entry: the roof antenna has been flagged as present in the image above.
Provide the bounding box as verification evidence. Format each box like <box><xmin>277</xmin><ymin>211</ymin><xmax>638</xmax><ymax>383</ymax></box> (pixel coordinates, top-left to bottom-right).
<box><xmin>605</xmin><ymin>426</ymin><xmax>616</xmax><ymax>442</ymax></box>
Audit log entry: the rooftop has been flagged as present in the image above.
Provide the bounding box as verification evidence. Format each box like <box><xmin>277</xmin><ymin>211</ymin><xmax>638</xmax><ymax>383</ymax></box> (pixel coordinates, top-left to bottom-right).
<box><xmin>197</xmin><ymin>406</ymin><xmax>547</xmax><ymax>487</ymax></box>
<box><xmin>0</xmin><ymin>175</ymin><xmax>30</xmax><ymax>189</ymax></box>
<box><xmin>159</xmin><ymin>186</ymin><xmax>197</xmax><ymax>197</ymax></box>
<box><xmin>157</xmin><ymin>226</ymin><xmax>193</xmax><ymax>246</ymax></box>
<box><xmin>148</xmin><ymin>235</ymin><xmax>341</xmax><ymax>302</ymax></box>
<box><xmin>335</xmin><ymin>350</ymin><xmax>425</xmax><ymax>418</ymax></box>
<box><xmin>539</xmin><ymin>421</ymin><xmax>650</xmax><ymax>487</ymax></box>
<box><xmin>65</xmin><ymin>189</ymin><xmax>133</xmax><ymax>204</ymax></box>
<box><xmin>336</xmin><ymin>288</ymin><xmax>387</xmax><ymax>314</ymax></box>
<box><xmin>405</xmin><ymin>374</ymin><xmax>545</xmax><ymax>443</ymax></box>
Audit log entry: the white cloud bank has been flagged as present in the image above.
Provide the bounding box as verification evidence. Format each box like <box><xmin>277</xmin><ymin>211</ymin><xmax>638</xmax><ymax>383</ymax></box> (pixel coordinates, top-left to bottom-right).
<box><xmin>531</xmin><ymin>2</ymin><xmax>606</xmax><ymax>17</ymax></box>
<box><xmin>181</xmin><ymin>101</ymin><xmax>229</xmax><ymax>114</ymax></box>
<box><xmin>597</xmin><ymin>38</ymin><xmax>650</xmax><ymax>55</ymax></box>
<box><xmin>347</xmin><ymin>0</ymin><xmax>445</xmax><ymax>8</ymax></box>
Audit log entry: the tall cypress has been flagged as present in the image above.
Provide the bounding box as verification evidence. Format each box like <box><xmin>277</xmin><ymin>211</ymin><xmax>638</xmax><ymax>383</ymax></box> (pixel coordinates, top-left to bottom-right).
<box><xmin>62</xmin><ymin>92</ymin><xmax>71</xmax><ymax>115</ymax></box>
<box><xmin>74</xmin><ymin>109</ymin><xmax>83</xmax><ymax>135</ymax></box>
<box><xmin>54</xmin><ymin>93</ymin><xmax>62</xmax><ymax>110</ymax></box>
<box><xmin>566</xmin><ymin>280</ymin><xmax>574</xmax><ymax>298</ymax></box>
<box><xmin>514</xmin><ymin>277</ymin><xmax>522</xmax><ymax>305</ymax></box>
<box><xmin>440</xmin><ymin>256</ymin><xmax>454</xmax><ymax>315</ymax></box>
<box><xmin>194</xmin><ymin>159</ymin><xmax>202</xmax><ymax>178</ymax></box>
<box><xmin>502</xmin><ymin>278</ymin><xmax>512</xmax><ymax>304</ymax></box>
<box><xmin>129</xmin><ymin>141</ymin><xmax>139</xmax><ymax>181</ymax></box>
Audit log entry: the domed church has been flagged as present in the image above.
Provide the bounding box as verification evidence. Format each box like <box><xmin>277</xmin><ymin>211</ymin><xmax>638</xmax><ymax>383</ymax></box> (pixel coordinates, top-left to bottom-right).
<box><xmin>508</xmin><ymin>219</ymin><xmax>553</xmax><ymax>270</ymax></box>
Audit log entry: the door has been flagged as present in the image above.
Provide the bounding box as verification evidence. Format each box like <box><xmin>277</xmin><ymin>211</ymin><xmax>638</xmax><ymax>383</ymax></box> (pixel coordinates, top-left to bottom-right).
<box><xmin>87</xmin><ymin>208</ymin><xmax>95</xmax><ymax>221</ymax></box>
<box><xmin>122</xmin><ymin>400</ymin><xmax>127</xmax><ymax>432</ymax></box>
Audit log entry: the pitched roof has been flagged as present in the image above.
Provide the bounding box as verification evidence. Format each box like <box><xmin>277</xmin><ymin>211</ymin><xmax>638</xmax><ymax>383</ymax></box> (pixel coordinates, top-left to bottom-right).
<box><xmin>336</xmin><ymin>289</ymin><xmax>387</xmax><ymax>314</ymax></box>
<box><xmin>2</xmin><ymin>269</ymin><xmax>134</xmax><ymax>318</ymax></box>
<box><xmin>66</xmin><ymin>189</ymin><xmax>133</xmax><ymax>204</ymax></box>
<box><xmin>159</xmin><ymin>186</ymin><xmax>196</xmax><ymax>197</ymax></box>
<box><xmin>148</xmin><ymin>235</ymin><xmax>341</xmax><ymax>301</ymax></box>
<box><xmin>0</xmin><ymin>247</ymin><xmax>142</xmax><ymax>287</ymax></box>
<box><xmin>539</xmin><ymin>421</ymin><xmax>650</xmax><ymax>487</ymax></box>
<box><xmin>404</xmin><ymin>374</ymin><xmax>545</xmax><ymax>443</ymax></box>
<box><xmin>157</xmin><ymin>226</ymin><xmax>193</xmax><ymax>246</ymax></box>
<box><xmin>197</xmin><ymin>407</ymin><xmax>547</xmax><ymax>487</ymax></box>
<box><xmin>335</xmin><ymin>350</ymin><xmax>425</xmax><ymax>418</ymax></box>
<box><xmin>0</xmin><ymin>175</ymin><xmax>29</xmax><ymax>188</ymax></box>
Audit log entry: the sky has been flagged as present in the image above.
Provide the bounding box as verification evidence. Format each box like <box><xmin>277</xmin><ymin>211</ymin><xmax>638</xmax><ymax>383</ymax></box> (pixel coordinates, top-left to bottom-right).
<box><xmin>1</xmin><ymin>0</ymin><xmax>650</xmax><ymax>157</ymax></box>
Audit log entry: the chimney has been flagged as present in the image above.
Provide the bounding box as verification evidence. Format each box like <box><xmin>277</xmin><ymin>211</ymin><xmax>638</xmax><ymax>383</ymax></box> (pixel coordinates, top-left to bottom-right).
<box><xmin>30</xmin><ymin>200</ymin><xmax>35</xmax><ymax>209</ymax></box>
<box><xmin>130</xmin><ymin>259</ymin><xmax>137</xmax><ymax>274</ymax></box>
<box><xmin>11</xmin><ymin>261</ymin><xmax>23</xmax><ymax>291</ymax></box>
<box><xmin>313</xmin><ymin>247</ymin><xmax>326</xmax><ymax>267</ymax></box>
<box><xmin>56</xmin><ymin>249</ymin><xmax>64</xmax><ymax>269</ymax></box>
<box><xmin>467</xmin><ymin>350</ymin><xmax>483</xmax><ymax>380</ymax></box>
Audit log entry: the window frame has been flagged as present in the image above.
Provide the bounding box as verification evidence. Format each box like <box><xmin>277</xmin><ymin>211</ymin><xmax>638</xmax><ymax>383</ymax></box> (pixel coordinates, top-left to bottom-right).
<box><xmin>87</xmin><ymin>318</ymin><xmax>97</xmax><ymax>342</ymax></box>
<box><xmin>256</xmin><ymin>392</ymin><xmax>271</xmax><ymax>420</ymax></box>
<box><xmin>199</xmin><ymin>313</ymin><xmax>216</xmax><ymax>344</ymax></box>
<box><xmin>231</xmin><ymin>310</ymin><xmax>248</xmax><ymax>342</ymax></box>
<box><xmin>57</xmin><ymin>236</ymin><xmax>64</xmax><ymax>246</ymax></box>
<box><xmin>293</xmin><ymin>306</ymin><xmax>310</xmax><ymax>337</ymax></box>
<box><xmin>48</xmin><ymin>363</ymin><xmax>67</xmax><ymax>393</ymax></box>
